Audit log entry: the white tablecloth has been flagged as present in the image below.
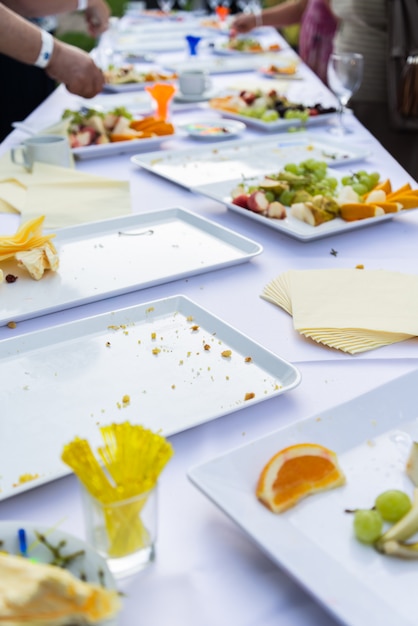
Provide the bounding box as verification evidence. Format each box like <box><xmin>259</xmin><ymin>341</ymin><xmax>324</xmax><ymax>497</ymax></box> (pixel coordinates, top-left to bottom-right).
<box><xmin>0</xmin><ymin>23</ymin><xmax>417</xmax><ymax>626</ymax></box>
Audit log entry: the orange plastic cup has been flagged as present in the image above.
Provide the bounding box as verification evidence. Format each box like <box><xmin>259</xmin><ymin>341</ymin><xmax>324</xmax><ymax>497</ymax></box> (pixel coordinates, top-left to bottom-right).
<box><xmin>216</xmin><ymin>5</ymin><xmax>229</xmax><ymax>22</ymax></box>
<box><xmin>145</xmin><ymin>83</ymin><xmax>176</xmax><ymax>121</ymax></box>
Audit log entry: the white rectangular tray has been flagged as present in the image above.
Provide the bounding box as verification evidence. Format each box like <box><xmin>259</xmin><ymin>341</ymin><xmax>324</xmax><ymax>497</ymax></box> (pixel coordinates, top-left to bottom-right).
<box><xmin>72</xmin><ymin>132</ymin><xmax>175</xmax><ymax>160</ymax></box>
<box><xmin>0</xmin><ymin>208</ymin><xmax>262</xmax><ymax>326</ymax></box>
<box><xmin>210</xmin><ymin>108</ymin><xmax>337</xmax><ymax>132</ymax></box>
<box><xmin>131</xmin><ymin>133</ymin><xmax>369</xmax><ymax>188</ymax></box>
<box><xmin>194</xmin><ymin>176</ymin><xmax>395</xmax><ymax>242</ymax></box>
<box><xmin>0</xmin><ymin>294</ymin><xmax>301</xmax><ymax>501</ymax></box>
<box><xmin>188</xmin><ymin>369</ymin><xmax>418</xmax><ymax>626</ymax></box>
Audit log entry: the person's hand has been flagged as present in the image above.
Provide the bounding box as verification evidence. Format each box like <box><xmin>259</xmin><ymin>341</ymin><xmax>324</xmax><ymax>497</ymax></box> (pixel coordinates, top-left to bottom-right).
<box><xmin>46</xmin><ymin>40</ymin><xmax>105</xmax><ymax>98</ymax></box>
<box><xmin>84</xmin><ymin>0</ymin><xmax>111</xmax><ymax>37</ymax></box>
<box><xmin>229</xmin><ymin>13</ymin><xmax>257</xmax><ymax>35</ymax></box>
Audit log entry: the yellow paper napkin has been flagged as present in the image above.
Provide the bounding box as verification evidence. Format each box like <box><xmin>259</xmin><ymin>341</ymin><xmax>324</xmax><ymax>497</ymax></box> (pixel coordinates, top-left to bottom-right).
<box><xmin>262</xmin><ymin>269</ymin><xmax>418</xmax><ymax>354</ymax></box>
<box><xmin>0</xmin><ymin>153</ymin><xmax>131</xmax><ymax>228</ymax></box>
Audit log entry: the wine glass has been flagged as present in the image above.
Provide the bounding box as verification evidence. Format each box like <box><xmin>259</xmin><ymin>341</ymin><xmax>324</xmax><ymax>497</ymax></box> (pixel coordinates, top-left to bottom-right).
<box><xmin>157</xmin><ymin>0</ymin><xmax>175</xmax><ymax>13</ymax></box>
<box><xmin>327</xmin><ymin>52</ymin><xmax>364</xmax><ymax>135</ymax></box>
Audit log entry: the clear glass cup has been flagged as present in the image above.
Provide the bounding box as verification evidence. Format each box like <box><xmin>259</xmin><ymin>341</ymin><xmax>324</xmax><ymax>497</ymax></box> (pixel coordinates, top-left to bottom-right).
<box><xmin>327</xmin><ymin>52</ymin><xmax>364</xmax><ymax>135</ymax></box>
<box><xmin>81</xmin><ymin>484</ymin><xmax>158</xmax><ymax>579</ymax></box>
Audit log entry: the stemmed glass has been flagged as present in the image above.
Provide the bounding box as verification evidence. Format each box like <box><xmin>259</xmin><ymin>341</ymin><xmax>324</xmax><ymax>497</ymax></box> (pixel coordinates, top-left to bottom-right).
<box><xmin>157</xmin><ymin>0</ymin><xmax>175</xmax><ymax>13</ymax></box>
<box><xmin>327</xmin><ymin>52</ymin><xmax>364</xmax><ymax>135</ymax></box>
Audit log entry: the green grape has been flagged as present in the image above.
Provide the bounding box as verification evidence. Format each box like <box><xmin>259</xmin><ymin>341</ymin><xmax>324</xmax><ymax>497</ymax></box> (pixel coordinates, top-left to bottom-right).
<box><xmin>374</xmin><ymin>489</ymin><xmax>412</xmax><ymax>523</ymax></box>
<box><xmin>283</xmin><ymin>163</ymin><xmax>301</xmax><ymax>175</ymax></box>
<box><xmin>261</xmin><ymin>110</ymin><xmax>279</xmax><ymax>122</ymax></box>
<box><xmin>351</xmin><ymin>183</ymin><xmax>369</xmax><ymax>196</ymax></box>
<box><xmin>341</xmin><ymin>175</ymin><xmax>353</xmax><ymax>185</ymax></box>
<box><xmin>369</xmin><ymin>171</ymin><xmax>381</xmax><ymax>186</ymax></box>
<box><xmin>353</xmin><ymin>509</ymin><xmax>383</xmax><ymax>544</ymax></box>
<box><xmin>264</xmin><ymin>191</ymin><xmax>276</xmax><ymax>203</ymax></box>
<box><xmin>279</xmin><ymin>189</ymin><xmax>296</xmax><ymax>206</ymax></box>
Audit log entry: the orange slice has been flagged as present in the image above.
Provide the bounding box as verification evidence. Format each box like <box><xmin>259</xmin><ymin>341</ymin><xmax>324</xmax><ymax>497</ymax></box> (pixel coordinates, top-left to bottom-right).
<box><xmin>256</xmin><ymin>443</ymin><xmax>346</xmax><ymax>513</ymax></box>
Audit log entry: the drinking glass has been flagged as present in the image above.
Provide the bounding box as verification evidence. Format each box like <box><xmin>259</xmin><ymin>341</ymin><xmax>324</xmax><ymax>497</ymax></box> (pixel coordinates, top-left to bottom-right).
<box><xmin>327</xmin><ymin>52</ymin><xmax>364</xmax><ymax>135</ymax></box>
<box><xmin>157</xmin><ymin>0</ymin><xmax>174</xmax><ymax>13</ymax></box>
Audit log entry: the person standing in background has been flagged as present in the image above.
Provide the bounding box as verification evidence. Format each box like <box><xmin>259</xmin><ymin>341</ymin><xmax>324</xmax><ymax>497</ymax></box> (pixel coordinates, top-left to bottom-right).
<box><xmin>230</xmin><ymin>0</ymin><xmax>338</xmax><ymax>84</ymax></box>
<box><xmin>0</xmin><ymin>0</ymin><xmax>110</xmax><ymax>141</ymax></box>
<box><xmin>330</xmin><ymin>0</ymin><xmax>417</xmax><ymax>178</ymax></box>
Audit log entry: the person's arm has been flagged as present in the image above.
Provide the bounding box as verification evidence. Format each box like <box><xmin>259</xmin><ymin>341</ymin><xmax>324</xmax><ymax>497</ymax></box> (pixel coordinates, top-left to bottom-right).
<box><xmin>2</xmin><ymin>0</ymin><xmax>110</xmax><ymax>36</ymax></box>
<box><xmin>230</xmin><ymin>0</ymin><xmax>308</xmax><ymax>35</ymax></box>
<box><xmin>0</xmin><ymin>3</ymin><xmax>105</xmax><ymax>97</ymax></box>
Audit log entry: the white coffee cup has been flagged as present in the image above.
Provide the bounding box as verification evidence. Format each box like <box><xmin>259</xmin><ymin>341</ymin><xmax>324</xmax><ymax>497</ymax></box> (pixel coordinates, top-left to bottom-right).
<box><xmin>11</xmin><ymin>135</ymin><xmax>72</xmax><ymax>171</ymax></box>
<box><xmin>178</xmin><ymin>70</ymin><xmax>211</xmax><ymax>97</ymax></box>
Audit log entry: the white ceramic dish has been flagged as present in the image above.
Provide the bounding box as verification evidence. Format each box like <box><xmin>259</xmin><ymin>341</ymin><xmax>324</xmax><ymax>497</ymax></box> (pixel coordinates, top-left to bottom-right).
<box><xmin>188</xmin><ymin>369</ymin><xmax>418</xmax><ymax>626</ymax></box>
<box><xmin>0</xmin><ymin>520</ymin><xmax>116</xmax><ymax>593</ymax></box>
<box><xmin>258</xmin><ymin>65</ymin><xmax>302</xmax><ymax>80</ymax></box>
<box><xmin>194</xmin><ymin>176</ymin><xmax>396</xmax><ymax>242</ymax></box>
<box><xmin>131</xmin><ymin>133</ymin><xmax>370</xmax><ymax>188</ymax></box>
<box><xmin>166</xmin><ymin>53</ymin><xmax>287</xmax><ymax>75</ymax></box>
<box><xmin>102</xmin><ymin>78</ymin><xmax>176</xmax><ymax>94</ymax></box>
<box><xmin>0</xmin><ymin>295</ymin><xmax>301</xmax><ymax>501</ymax></box>
<box><xmin>173</xmin><ymin>89</ymin><xmax>218</xmax><ymax>103</ymax></box>
<box><xmin>208</xmin><ymin>106</ymin><xmax>337</xmax><ymax>132</ymax></box>
<box><xmin>72</xmin><ymin>132</ymin><xmax>175</xmax><ymax>159</ymax></box>
<box><xmin>178</xmin><ymin>119</ymin><xmax>246</xmax><ymax>140</ymax></box>
<box><xmin>0</xmin><ymin>208</ymin><xmax>262</xmax><ymax>326</ymax></box>
<box><xmin>211</xmin><ymin>39</ymin><xmax>283</xmax><ymax>56</ymax></box>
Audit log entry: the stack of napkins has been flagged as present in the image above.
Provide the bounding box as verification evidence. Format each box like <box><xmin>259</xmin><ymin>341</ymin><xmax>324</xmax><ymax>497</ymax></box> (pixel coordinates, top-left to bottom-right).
<box><xmin>0</xmin><ymin>152</ymin><xmax>131</xmax><ymax>229</ymax></box>
<box><xmin>261</xmin><ymin>269</ymin><xmax>418</xmax><ymax>354</ymax></box>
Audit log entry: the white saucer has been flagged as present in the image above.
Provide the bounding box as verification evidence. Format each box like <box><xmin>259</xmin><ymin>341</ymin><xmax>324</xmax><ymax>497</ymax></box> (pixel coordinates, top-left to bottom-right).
<box><xmin>174</xmin><ymin>89</ymin><xmax>216</xmax><ymax>103</ymax></box>
<box><xmin>178</xmin><ymin>118</ymin><xmax>246</xmax><ymax>140</ymax></box>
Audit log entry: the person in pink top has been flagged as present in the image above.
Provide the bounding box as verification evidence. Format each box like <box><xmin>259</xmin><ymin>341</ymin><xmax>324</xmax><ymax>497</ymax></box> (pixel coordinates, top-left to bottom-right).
<box><xmin>230</xmin><ymin>0</ymin><xmax>338</xmax><ymax>84</ymax></box>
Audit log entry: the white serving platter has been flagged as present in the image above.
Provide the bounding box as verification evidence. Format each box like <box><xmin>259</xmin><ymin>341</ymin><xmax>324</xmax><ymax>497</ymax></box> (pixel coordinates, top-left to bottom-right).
<box><xmin>188</xmin><ymin>369</ymin><xmax>418</xmax><ymax>626</ymax></box>
<box><xmin>194</xmin><ymin>176</ymin><xmax>396</xmax><ymax>242</ymax></box>
<box><xmin>208</xmin><ymin>107</ymin><xmax>337</xmax><ymax>132</ymax></box>
<box><xmin>166</xmin><ymin>52</ymin><xmax>289</xmax><ymax>75</ymax></box>
<box><xmin>72</xmin><ymin>132</ymin><xmax>175</xmax><ymax>159</ymax></box>
<box><xmin>0</xmin><ymin>295</ymin><xmax>301</xmax><ymax>501</ymax></box>
<box><xmin>0</xmin><ymin>208</ymin><xmax>262</xmax><ymax>326</ymax></box>
<box><xmin>131</xmin><ymin>133</ymin><xmax>369</xmax><ymax>188</ymax></box>
<box><xmin>0</xmin><ymin>521</ymin><xmax>116</xmax><ymax>594</ymax></box>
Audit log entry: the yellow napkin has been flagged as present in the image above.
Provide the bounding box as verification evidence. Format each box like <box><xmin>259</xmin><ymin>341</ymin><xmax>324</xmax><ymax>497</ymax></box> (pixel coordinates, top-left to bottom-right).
<box><xmin>262</xmin><ymin>269</ymin><xmax>418</xmax><ymax>354</ymax></box>
<box><xmin>0</xmin><ymin>153</ymin><xmax>131</xmax><ymax>229</ymax></box>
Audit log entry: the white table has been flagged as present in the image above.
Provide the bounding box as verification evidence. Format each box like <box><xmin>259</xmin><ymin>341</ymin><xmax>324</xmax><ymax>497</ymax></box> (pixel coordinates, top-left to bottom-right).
<box><xmin>1</xmin><ymin>25</ymin><xmax>418</xmax><ymax>626</ymax></box>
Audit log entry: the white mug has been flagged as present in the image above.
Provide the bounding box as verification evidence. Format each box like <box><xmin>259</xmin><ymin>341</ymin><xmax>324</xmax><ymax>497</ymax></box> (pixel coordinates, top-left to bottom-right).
<box><xmin>178</xmin><ymin>70</ymin><xmax>211</xmax><ymax>97</ymax></box>
<box><xmin>11</xmin><ymin>135</ymin><xmax>72</xmax><ymax>171</ymax></box>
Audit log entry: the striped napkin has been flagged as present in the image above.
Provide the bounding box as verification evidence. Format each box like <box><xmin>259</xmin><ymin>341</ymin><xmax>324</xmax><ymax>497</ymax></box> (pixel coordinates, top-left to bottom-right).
<box><xmin>261</xmin><ymin>269</ymin><xmax>418</xmax><ymax>354</ymax></box>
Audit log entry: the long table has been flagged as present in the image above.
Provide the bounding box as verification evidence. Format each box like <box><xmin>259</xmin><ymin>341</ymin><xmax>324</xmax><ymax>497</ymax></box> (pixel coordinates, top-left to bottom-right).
<box><xmin>1</xmin><ymin>20</ymin><xmax>418</xmax><ymax>626</ymax></box>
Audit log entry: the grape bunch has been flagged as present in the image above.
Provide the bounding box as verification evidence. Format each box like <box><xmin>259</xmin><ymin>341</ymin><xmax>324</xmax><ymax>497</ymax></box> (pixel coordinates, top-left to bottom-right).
<box><xmin>341</xmin><ymin>170</ymin><xmax>381</xmax><ymax>197</ymax></box>
<box><xmin>351</xmin><ymin>489</ymin><xmax>412</xmax><ymax>544</ymax></box>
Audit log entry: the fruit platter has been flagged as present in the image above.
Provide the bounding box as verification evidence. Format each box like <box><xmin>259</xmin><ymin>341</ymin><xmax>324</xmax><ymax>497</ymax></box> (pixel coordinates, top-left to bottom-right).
<box><xmin>103</xmin><ymin>65</ymin><xmax>177</xmax><ymax>92</ymax></box>
<box><xmin>214</xmin><ymin>37</ymin><xmax>281</xmax><ymax>55</ymax></box>
<box><xmin>209</xmin><ymin>89</ymin><xmax>337</xmax><ymax>130</ymax></box>
<box><xmin>194</xmin><ymin>159</ymin><xmax>418</xmax><ymax>241</ymax></box>
<box><xmin>62</xmin><ymin>106</ymin><xmax>175</xmax><ymax>159</ymax></box>
<box><xmin>230</xmin><ymin>160</ymin><xmax>418</xmax><ymax>225</ymax></box>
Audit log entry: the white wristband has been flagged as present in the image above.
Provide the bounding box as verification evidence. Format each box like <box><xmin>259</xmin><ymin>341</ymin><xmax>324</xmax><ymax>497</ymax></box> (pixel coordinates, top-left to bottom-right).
<box><xmin>34</xmin><ymin>30</ymin><xmax>54</xmax><ymax>68</ymax></box>
<box><xmin>77</xmin><ymin>0</ymin><xmax>88</xmax><ymax>10</ymax></box>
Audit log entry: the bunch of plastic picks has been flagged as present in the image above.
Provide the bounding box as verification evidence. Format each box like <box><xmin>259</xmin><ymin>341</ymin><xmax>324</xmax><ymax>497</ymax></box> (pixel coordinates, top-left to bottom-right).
<box><xmin>61</xmin><ymin>422</ymin><xmax>173</xmax><ymax>558</ymax></box>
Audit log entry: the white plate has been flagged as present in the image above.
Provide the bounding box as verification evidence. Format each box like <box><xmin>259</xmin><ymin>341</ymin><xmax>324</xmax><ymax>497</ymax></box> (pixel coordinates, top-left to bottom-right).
<box><xmin>188</xmin><ymin>369</ymin><xmax>418</xmax><ymax>626</ymax></box>
<box><xmin>211</xmin><ymin>39</ymin><xmax>283</xmax><ymax>56</ymax></box>
<box><xmin>166</xmin><ymin>53</ymin><xmax>287</xmax><ymax>75</ymax></box>
<box><xmin>131</xmin><ymin>133</ymin><xmax>370</xmax><ymax>188</ymax></box>
<box><xmin>194</xmin><ymin>176</ymin><xmax>396</xmax><ymax>242</ymax></box>
<box><xmin>258</xmin><ymin>65</ymin><xmax>302</xmax><ymax>80</ymax></box>
<box><xmin>102</xmin><ymin>78</ymin><xmax>177</xmax><ymax>94</ymax></box>
<box><xmin>0</xmin><ymin>295</ymin><xmax>301</xmax><ymax>501</ymax></box>
<box><xmin>0</xmin><ymin>208</ymin><xmax>262</xmax><ymax>326</ymax></box>
<box><xmin>178</xmin><ymin>119</ymin><xmax>246</xmax><ymax>140</ymax></box>
<box><xmin>72</xmin><ymin>132</ymin><xmax>175</xmax><ymax>159</ymax></box>
<box><xmin>0</xmin><ymin>521</ymin><xmax>116</xmax><ymax>622</ymax></box>
<box><xmin>209</xmin><ymin>106</ymin><xmax>337</xmax><ymax>131</ymax></box>
<box><xmin>173</xmin><ymin>89</ymin><xmax>218</xmax><ymax>103</ymax></box>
